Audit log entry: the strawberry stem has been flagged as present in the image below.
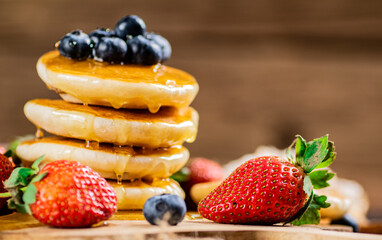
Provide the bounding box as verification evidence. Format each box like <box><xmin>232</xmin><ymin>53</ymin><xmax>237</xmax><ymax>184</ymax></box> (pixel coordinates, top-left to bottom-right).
<box><xmin>0</xmin><ymin>192</ymin><xmax>11</xmax><ymax>198</ymax></box>
<box><xmin>286</xmin><ymin>135</ymin><xmax>336</xmax><ymax>226</ymax></box>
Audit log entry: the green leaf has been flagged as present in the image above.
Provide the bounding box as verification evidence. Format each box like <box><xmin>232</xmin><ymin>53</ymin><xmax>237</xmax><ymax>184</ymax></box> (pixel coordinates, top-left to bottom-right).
<box><xmin>6</xmin><ymin>134</ymin><xmax>35</xmax><ymax>167</ymax></box>
<box><xmin>31</xmin><ymin>155</ymin><xmax>44</xmax><ymax>172</ymax></box>
<box><xmin>316</xmin><ymin>141</ymin><xmax>336</xmax><ymax>169</ymax></box>
<box><xmin>22</xmin><ymin>184</ymin><xmax>37</xmax><ymax>215</ymax></box>
<box><xmin>309</xmin><ymin>170</ymin><xmax>335</xmax><ymax>189</ymax></box>
<box><xmin>301</xmin><ymin>135</ymin><xmax>329</xmax><ymax>173</ymax></box>
<box><xmin>4</xmin><ymin>167</ymin><xmax>36</xmax><ymax>189</ymax></box>
<box><xmin>8</xmin><ymin>199</ymin><xmax>29</xmax><ymax>214</ymax></box>
<box><xmin>4</xmin><ymin>150</ymin><xmax>12</xmax><ymax>158</ymax></box>
<box><xmin>286</xmin><ymin>146</ymin><xmax>294</xmax><ymax>164</ymax></box>
<box><xmin>291</xmin><ymin>194</ymin><xmax>331</xmax><ymax>225</ymax></box>
<box><xmin>286</xmin><ymin>190</ymin><xmax>314</xmax><ymax>224</ymax></box>
<box><xmin>295</xmin><ymin>135</ymin><xmax>307</xmax><ymax>166</ymax></box>
<box><xmin>31</xmin><ymin>172</ymin><xmax>48</xmax><ymax>184</ymax></box>
<box><xmin>303</xmin><ymin>175</ymin><xmax>313</xmax><ymax>195</ymax></box>
<box><xmin>170</xmin><ymin>167</ymin><xmax>190</xmax><ymax>183</ymax></box>
<box><xmin>312</xmin><ymin>194</ymin><xmax>331</xmax><ymax>208</ymax></box>
<box><xmin>291</xmin><ymin>204</ymin><xmax>321</xmax><ymax>225</ymax></box>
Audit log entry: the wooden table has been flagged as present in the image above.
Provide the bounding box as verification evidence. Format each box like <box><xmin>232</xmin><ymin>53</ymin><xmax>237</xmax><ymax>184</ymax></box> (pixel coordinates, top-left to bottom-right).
<box><xmin>1</xmin><ymin>211</ymin><xmax>381</xmax><ymax>240</ymax></box>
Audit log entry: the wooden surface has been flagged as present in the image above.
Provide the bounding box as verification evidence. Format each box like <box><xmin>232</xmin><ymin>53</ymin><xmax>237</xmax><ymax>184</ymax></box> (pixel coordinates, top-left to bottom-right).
<box><xmin>0</xmin><ymin>0</ymin><xmax>382</xmax><ymax>217</ymax></box>
<box><xmin>2</xmin><ymin>211</ymin><xmax>382</xmax><ymax>240</ymax></box>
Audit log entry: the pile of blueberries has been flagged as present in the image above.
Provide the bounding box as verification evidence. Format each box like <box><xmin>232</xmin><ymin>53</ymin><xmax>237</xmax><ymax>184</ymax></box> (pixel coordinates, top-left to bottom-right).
<box><xmin>58</xmin><ymin>15</ymin><xmax>171</xmax><ymax>65</ymax></box>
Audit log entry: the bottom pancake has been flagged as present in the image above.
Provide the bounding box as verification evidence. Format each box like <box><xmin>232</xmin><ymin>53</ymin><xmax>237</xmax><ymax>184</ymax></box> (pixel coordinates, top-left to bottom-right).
<box><xmin>108</xmin><ymin>178</ymin><xmax>185</xmax><ymax>210</ymax></box>
<box><xmin>17</xmin><ymin>137</ymin><xmax>189</xmax><ymax>180</ymax></box>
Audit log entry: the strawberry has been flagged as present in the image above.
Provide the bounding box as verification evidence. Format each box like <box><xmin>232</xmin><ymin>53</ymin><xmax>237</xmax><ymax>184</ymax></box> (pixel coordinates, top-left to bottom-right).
<box><xmin>0</xmin><ymin>145</ymin><xmax>7</xmax><ymax>154</ymax></box>
<box><xmin>0</xmin><ymin>153</ymin><xmax>14</xmax><ymax>209</ymax></box>
<box><xmin>171</xmin><ymin>157</ymin><xmax>224</xmax><ymax>210</ymax></box>
<box><xmin>1</xmin><ymin>157</ymin><xmax>117</xmax><ymax>227</ymax></box>
<box><xmin>198</xmin><ymin>135</ymin><xmax>335</xmax><ymax>225</ymax></box>
<box><xmin>188</xmin><ymin>158</ymin><xmax>224</xmax><ymax>185</ymax></box>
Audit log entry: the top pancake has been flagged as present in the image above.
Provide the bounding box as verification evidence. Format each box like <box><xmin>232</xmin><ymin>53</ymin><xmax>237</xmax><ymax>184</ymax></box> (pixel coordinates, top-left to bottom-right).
<box><xmin>37</xmin><ymin>51</ymin><xmax>199</xmax><ymax>112</ymax></box>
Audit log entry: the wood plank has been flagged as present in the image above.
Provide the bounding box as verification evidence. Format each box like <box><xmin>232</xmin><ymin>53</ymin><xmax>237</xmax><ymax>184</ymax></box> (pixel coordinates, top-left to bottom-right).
<box><xmin>2</xmin><ymin>212</ymin><xmax>380</xmax><ymax>240</ymax></box>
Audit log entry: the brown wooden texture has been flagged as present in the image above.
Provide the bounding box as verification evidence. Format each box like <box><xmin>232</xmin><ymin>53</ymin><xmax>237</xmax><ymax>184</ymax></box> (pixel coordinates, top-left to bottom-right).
<box><xmin>2</xmin><ymin>212</ymin><xmax>381</xmax><ymax>240</ymax></box>
<box><xmin>0</xmin><ymin>0</ymin><xmax>382</xmax><ymax>217</ymax></box>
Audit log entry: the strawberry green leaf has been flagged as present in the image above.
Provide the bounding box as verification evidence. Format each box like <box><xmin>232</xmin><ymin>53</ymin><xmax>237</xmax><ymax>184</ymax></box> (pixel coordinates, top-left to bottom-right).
<box><xmin>5</xmin><ymin>168</ymin><xmax>35</xmax><ymax>188</ymax></box>
<box><xmin>309</xmin><ymin>170</ymin><xmax>335</xmax><ymax>189</ymax></box>
<box><xmin>4</xmin><ymin>150</ymin><xmax>12</xmax><ymax>158</ymax></box>
<box><xmin>4</xmin><ymin>156</ymin><xmax>46</xmax><ymax>215</ymax></box>
<box><xmin>315</xmin><ymin>141</ymin><xmax>335</xmax><ymax>169</ymax></box>
<box><xmin>290</xmin><ymin>194</ymin><xmax>330</xmax><ymax>225</ymax></box>
<box><xmin>312</xmin><ymin>194</ymin><xmax>331</xmax><ymax>208</ymax></box>
<box><xmin>286</xmin><ymin>190</ymin><xmax>314</xmax><ymax>225</ymax></box>
<box><xmin>301</xmin><ymin>135</ymin><xmax>329</xmax><ymax>173</ymax></box>
<box><xmin>31</xmin><ymin>172</ymin><xmax>48</xmax><ymax>184</ymax></box>
<box><xmin>22</xmin><ymin>184</ymin><xmax>37</xmax><ymax>215</ymax></box>
<box><xmin>303</xmin><ymin>175</ymin><xmax>313</xmax><ymax>195</ymax></box>
<box><xmin>286</xmin><ymin>140</ymin><xmax>295</xmax><ymax>164</ymax></box>
<box><xmin>295</xmin><ymin>135</ymin><xmax>307</xmax><ymax>166</ymax></box>
<box><xmin>6</xmin><ymin>134</ymin><xmax>35</xmax><ymax>167</ymax></box>
<box><xmin>170</xmin><ymin>167</ymin><xmax>190</xmax><ymax>183</ymax></box>
<box><xmin>31</xmin><ymin>155</ymin><xmax>44</xmax><ymax>172</ymax></box>
<box><xmin>291</xmin><ymin>203</ymin><xmax>321</xmax><ymax>225</ymax></box>
<box><xmin>8</xmin><ymin>198</ymin><xmax>29</xmax><ymax>214</ymax></box>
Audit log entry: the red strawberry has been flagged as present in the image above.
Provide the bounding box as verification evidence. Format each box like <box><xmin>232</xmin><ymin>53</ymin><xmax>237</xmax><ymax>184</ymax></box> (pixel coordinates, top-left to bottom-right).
<box><xmin>0</xmin><ymin>145</ymin><xmax>7</xmax><ymax>154</ymax></box>
<box><xmin>188</xmin><ymin>158</ymin><xmax>224</xmax><ymax>185</ymax></box>
<box><xmin>2</xmin><ymin>157</ymin><xmax>117</xmax><ymax>227</ymax></box>
<box><xmin>0</xmin><ymin>153</ymin><xmax>14</xmax><ymax>209</ymax></box>
<box><xmin>198</xmin><ymin>135</ymin><xmax>335</xmax><ymax>225</ymax></box>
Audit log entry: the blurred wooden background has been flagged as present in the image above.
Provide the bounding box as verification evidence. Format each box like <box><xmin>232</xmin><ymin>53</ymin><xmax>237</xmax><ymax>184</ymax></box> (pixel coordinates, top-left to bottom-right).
<box><xmin>0</xmin><ymin>0</ymin><xmax>382</xmax><ymax>217</ymax></box>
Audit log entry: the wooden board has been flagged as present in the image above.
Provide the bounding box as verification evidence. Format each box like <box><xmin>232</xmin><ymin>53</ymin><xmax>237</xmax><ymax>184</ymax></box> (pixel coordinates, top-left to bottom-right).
<box><xmin>0</xmin><ymin>211</ymin><xmax>381</xmax><ymax>240</ymax></box>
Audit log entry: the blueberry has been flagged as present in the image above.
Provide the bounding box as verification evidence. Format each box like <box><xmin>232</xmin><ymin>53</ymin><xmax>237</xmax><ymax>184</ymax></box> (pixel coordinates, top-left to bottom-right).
<box><xmin>126</xmin><ymin>35</ymin><xmax>162</xmax><ymax>65</ymax></box>
<box><xmin>89</xmin><ymin>28</ymin><xmax>116</xmax><ymax>48</ymax></box>
<box><xmin>58</xmin><ymin>30</ymin><xmax>91</xmax><ymax>60</ymax></box>
<box><xmin>115</xmin><ymin>15</ymin><xmax>146</xmax><ymax>39</ymax></box>
<box><xmin>146</xmin><ymin>33</ymin><xmax>172</xmax><ymax>62</ymax></box>
<box><xmin>331</xmin><ymin>214</ymin><xmax>360</xmax><ymax>232</ymax></box>
<box><xmin>143</xmin><ymin>194</ymin><xmax>186</xmax><ymax>226</ymax></box>
<box><xmin>94</xmin><ymin>37</ymin><xmax>127</xmax><ymax>63</ymax></box>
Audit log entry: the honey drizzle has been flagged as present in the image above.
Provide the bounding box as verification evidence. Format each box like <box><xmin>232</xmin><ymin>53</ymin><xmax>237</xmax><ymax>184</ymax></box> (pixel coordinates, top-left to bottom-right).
<box><xmin>113</xmin><ymin>144</ymin><xmax>132</xmax><ymax>185</ymax></box>
<box><xmin>38</xmin><ymin>51</ymin><xmax>199</xmax><ymax>111</ymax></box>
<box><xmin>35</xmin><ymin>127</ymin><xmax>44</xmax><ymax>139</ymax></box>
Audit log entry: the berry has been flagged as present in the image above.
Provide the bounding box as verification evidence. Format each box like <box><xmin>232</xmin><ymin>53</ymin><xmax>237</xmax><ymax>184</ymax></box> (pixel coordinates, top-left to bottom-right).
<box><xmin>58</xmin><ymin>30</ymin><xmax>91</xmax><ymax>60</ymax></box>
<box><xmin>188</xmin><ymin>158</ymin><xmax>224</xmax><ymax>185</ymax></box>
<box><xmin>0</xmin><ymin>154</ymin><xmax>13</xmax><ymax>209</ymax></box>
<box><xmin>126</xmin><ymin>35</ymin><xmax>162</xmax><ymax>65</ymax></box>
<box><xmin>143</xmin><ymin>194</ymin><xmax>186</xmax><ymax>226</ymax></box>
<box><xmin>331</xmin><ymin>214</ymin><xmax>359</xmax><ymax>232</ymax></box>
<box><xmin>89</xmin><ymin>28</ymin><xmax>115</xmax><ymax>48</ymax></box>
<box><xmin>198</xmin><ymin>135</ymin><xmax>336</xmax><ymax>225</ymax></box>
<box><xmin>94</xmin><ymin>37</ymin><xmax>127</xmax><ymax>63</ymax></box>
<box><xmin>0</xmin><ymin>145</ymin><xmax>6</xmax><ymax>154</ymax></box>
<box><xmin>4</xmin><ymin>158</ymin><xmax>117</xmax><ymax>227</ymax></box>
<box><xmin>146</xmin><ymin>33</ymin><xmax>172</xmax><ymax>62</ymax></box>
<box><xmin>115</xmin><ymin>15</ymin><xmax>146</xmax><ymax>39</ymax></box>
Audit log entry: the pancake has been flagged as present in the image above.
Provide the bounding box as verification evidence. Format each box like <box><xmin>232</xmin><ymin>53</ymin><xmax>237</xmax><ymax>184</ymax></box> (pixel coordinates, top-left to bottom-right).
<box><xmin>16</xmin><ymin>137</ymin><xmax>189</xmax><ymax>180</ymax></box>
<box><xmin>109</xmin><ymin>178</ymin><xmax>185</xmax><ymax>210</ymax></box>
<box><xmin>24</xmin><ymin>99</ymin><xmax>198</xmax><ymax>148</ymax></box>
<box><xmin>37</xmin><ymin>51</ymin><xmax>199</xmax><ymax>113</ymax></box>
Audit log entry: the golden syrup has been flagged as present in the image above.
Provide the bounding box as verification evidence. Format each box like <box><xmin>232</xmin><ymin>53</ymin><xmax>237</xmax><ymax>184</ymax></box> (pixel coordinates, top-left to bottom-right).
<box><xmin>26</xmin><ymin>99</ymin><xmax>199</xmax><ymax>148</ymax></box>
<box><xmin>113</xmin><ymin>144</ymin><xmax>132</xmax><ymax>185</ymax></box>
<box><xmin>37</xmin><ymin>50</ymin><xmax>199</xmax><ymax>111</ymax></box>
<box><xmin>35</xmin><ymin>127</ymin><xmax>44</xmax><ymax>139</ymax></box>
<box><xmin>18</xmin><ymin>137</ymin><xmax>189</xmax><ymax>181</ymax></box>
<box><xmin>107</xmin><ymin>178</ymin><xmax>185</xmax><ymax>210</ymax></box>
<box><xmin>85</xmin><ymin>140</ymin><xmax>91</xmax><ymax>149</ymax></box>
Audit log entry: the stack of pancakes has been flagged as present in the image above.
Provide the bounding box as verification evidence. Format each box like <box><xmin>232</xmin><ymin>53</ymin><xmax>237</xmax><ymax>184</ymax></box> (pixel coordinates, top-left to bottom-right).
<box><xmin>16</xmin><ymin>50</ymin><xmax>199</xmax><ymax>210</ymax></box>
